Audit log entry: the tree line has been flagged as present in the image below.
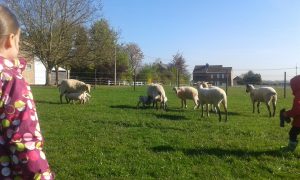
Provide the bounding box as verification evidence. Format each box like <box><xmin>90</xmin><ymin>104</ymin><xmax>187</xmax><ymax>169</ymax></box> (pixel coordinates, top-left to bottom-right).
<box><xmin>5</xmin><ymin>0</ymin><xmax>190</xmax><ymax>85</ymax></box>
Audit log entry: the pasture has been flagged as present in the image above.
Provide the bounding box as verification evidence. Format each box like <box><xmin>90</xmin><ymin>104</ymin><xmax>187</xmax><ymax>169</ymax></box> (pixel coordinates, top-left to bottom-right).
<box><xmin>33</xmin><ymin>86</ymin><xmax>300</xmax><ymax>179</ymax></box>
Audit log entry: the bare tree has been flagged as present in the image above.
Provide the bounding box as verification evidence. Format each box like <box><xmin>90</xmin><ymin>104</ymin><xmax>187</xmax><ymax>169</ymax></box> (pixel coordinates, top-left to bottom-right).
<box><xmin>5</xmin><ymin>0</ymin><xmax>101</xmax><ymax>85</ymax></box>
<box><xmin>125</xmin><ymin>43</ymin><xmax>144</xmax><ymax>90</ymax></box>
<box><xmin>171</xmin><ymin>52</ymin><xmax>189</xmax><ymax>86</ymax></box>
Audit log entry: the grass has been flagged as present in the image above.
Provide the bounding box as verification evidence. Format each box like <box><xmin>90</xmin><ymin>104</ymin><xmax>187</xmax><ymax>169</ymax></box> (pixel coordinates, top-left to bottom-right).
<box><xmin>32</xmin><ymin>85</ymin><xmax>300</xmax><ymax>179</ymax></box>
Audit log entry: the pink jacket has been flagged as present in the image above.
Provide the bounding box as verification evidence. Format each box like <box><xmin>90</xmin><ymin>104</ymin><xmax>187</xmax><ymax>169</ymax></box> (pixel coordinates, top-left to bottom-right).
<box><xmin>286</xmin><ymin>75</ymin><xmax>300</xmax><ymax>127</ymax></box>
<box><xmin>0</xmin><ymin>56</ymin><xmax>54</xmax><ymax>179</ymax></box>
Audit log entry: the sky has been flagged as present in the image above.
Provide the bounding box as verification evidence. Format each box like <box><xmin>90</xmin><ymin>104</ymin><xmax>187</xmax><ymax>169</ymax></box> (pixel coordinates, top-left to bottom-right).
<box><xmin>101</xmin><ymin>0</ymin><xmax>300</xmax><ymax>81</ymax></box>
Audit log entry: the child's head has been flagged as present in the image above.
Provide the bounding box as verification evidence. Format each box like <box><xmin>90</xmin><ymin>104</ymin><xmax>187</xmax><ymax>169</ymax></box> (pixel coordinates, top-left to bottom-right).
<box><xmin>290</xmin><ymin>75</ymin><xmax>300</xmax><ymax>96</ymax></box>
<box><xmin>0</xmin><ymin>5</ymin><xmax>20</xmax><ymax>59</ymax></box>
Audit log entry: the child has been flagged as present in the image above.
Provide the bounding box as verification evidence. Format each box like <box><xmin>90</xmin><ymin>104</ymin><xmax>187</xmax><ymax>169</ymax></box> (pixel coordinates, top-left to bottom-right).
<box><xmin>0</xmin><ymin>5</ymin><xmax>54</xmax><ymax>179</ymax></box>
<box><xmin>282</xmin><ymin>75</ymin><xmax>300</xmax><ymax>152</ymax></box>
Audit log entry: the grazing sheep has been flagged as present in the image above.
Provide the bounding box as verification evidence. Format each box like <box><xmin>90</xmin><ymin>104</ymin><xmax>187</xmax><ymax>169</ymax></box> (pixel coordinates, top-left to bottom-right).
<box><xmin>65</xmin><ymin>91</ymin><xmax>90</xmax><ymax>104</ymax></box>
<box><xmin>196</xmin><ymin>82</ymin><xmax>228</xmax><ymax>122</ymax></box>
<box><xmin>137</xmin><ymin>96</ymin><xmax>153</xmax><ymax>108</ymax></box>
<box><xmin>147</xmin><ymin>83</ymin><xmax>168</xmax><ymax>110</ymax></box>
<box><xmin>59</xmin><ymin>79</ymin><xmax>91</xmax><ymax>103</ymax></box>
<box><xmin>246</xmin><ymin>84</ymin><xmax>277</xmax><ymax>117</ymax></box>
<box><xmin>173</xmin><ymin>86</ymin><xmax>198</xmax><ymax>109</ymax></box>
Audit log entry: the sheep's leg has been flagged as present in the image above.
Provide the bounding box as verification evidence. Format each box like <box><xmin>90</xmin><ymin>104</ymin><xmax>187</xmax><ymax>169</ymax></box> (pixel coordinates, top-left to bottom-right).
<box><xmin>184</xmin><ymin>99</ymin><xmax>187</xmax><ymax>109</ymax></box>
<box><xmin>136</xmin><ymin>101</ymin><xmax>140</xmax><ymax>109</ymax></box>
<box><xmin>272</xmin><ymin>97</ymin><xmax>276</xmax><ymax>117</ymax></box>
<box><xmin>221</xmin><ymin>101</ymin><xmax>228</xmax><ymax>122</ymax></box>
<box><xmin>216</xmin><ymin>105</ymin><xmax>221</xmax><ymax>122</ymax></box>
<box><xmin>272</xmin><ymin>102</ymin><xmax>276</xmax><ymax>117</ymax></box>
<box><xmin>193</xmin><ymin>98</ymin><xmax>198</xmax><ymax>110</ymax></box>
<box><xmin>181</xmin><ymin>99</ymin><xmax>184</xmax><ymax>108</ymax></box>
<box><xmin>206</xmin><ymin>104</ymin><xmax>209</xmax><ymax>117</ymax></box>
<box><xmin>201</xmin><ymin>104</ymin><xmax>204</xmax><ymax>118</ymax></box>
<box><xmin>266</xmin><ymin>102</ymin><xmax>271</xmax><ymax>117</ymax></box>
<box><xmin>65</xmin><ymin>96</ymin><xmax>70</xmax><ymax>104</ymax></box>
<box><xmin>196</xmin><ymin>99</ymin><xmax>200</xmax><ymax>109</ymax></box>
<box><xmin>257</xmin><ymin>102</ymin><xmax>261</xmax><ymax>114</ymax></box>
<box><xmin>60</xmin><ymin>94</ymin><xmax>63</xmax><ymax>104</ymax></box>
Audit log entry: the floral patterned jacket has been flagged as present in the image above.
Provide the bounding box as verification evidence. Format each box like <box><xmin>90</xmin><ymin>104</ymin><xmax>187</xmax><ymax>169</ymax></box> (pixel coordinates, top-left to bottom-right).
<box><xmin>0</xmin><ymin>56</ymin><xmax>54</xmax><ymax>179</ymax></box>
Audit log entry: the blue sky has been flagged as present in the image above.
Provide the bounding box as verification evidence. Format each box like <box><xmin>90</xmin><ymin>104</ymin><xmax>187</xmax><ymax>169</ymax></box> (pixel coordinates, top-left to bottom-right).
<box><xmin>101</xmin><ymin>0</ymin><xmax>300</xmax><ymax>80</ymax></box>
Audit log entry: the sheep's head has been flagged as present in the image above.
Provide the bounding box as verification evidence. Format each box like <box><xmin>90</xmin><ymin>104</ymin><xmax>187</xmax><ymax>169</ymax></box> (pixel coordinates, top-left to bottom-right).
<box><xmin>172</xmin><ymin>87</ymin><xmax>178</xmax><ymax>93</ymax></box>
<box><xmin>246</xmin><ymin>84</ymin><xmax>254</xmax><ymax>93</ymax></box>
<box><xmin>86</xmin><ymin>84</ymin><xmax>91</xmax><ymax>93</ymax></box>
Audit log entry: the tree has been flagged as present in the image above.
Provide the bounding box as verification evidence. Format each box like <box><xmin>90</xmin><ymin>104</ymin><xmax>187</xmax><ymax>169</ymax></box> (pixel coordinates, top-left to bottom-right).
<box><xmin>6</xmin><ymin>0</ymin><xmax>101</xmax><ymax>85</ymax></box>
<box><xmin>124</xmin><ymin>43</ymin><xmax>144</xmax><ymax>90</ymax></box>
<box><xmin>89</xmin><ymin>19</ymin><xmax>118</xmax><ymax>79</ymax></box>
<box><xmin>170</xmin><ymin>52</ymin><xmax>190</xmax><ymax>86</ymax></box>
<box><xmin>243</xmin><ymin>71</ymin><xmax>262</xmax><ymax>85</ymax></box>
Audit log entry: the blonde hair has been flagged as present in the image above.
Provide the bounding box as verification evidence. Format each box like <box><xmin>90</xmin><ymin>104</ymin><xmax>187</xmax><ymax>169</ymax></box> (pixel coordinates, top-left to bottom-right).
<box><xmin>0</xmin><ymin>5</ymin><xmax>20</xmax><ymax>44</ymax></box>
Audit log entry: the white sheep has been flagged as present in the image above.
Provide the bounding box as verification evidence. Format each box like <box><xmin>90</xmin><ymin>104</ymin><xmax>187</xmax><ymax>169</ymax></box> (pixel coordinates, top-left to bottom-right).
<box><xmin>173</xmin><ymin>86</ymin><xmax>199</xmax><ymax>109</ymax></box>
<box><xmin>246</xmin><ymin>84</ymin><xmax>277</xmax><ymax>117</ymax></box>
<box><xmin>197</xmin><ymin>81</ymin><xmax>217</xmax><ymax>112</ymax></box>
<box><xmin>65</xmin><ymin>91</ymin><xmax>90</xmax><ymax>104</ymax></box>
<box><xmin>59</xmin><ymin>79</ymin><xmax>91</xmax><ymax>103</ymax></box>
<box><xmin>147</xmin><ymin>83</ymin><xmax>168</xmax><ymax>110</ymax></box>
<box><xmin>196</xmin><ymin>82</ymin><xmax>228</xmax><ymax>122</ymax></box>
<box><xmin>136</xmin><ymin>96</ymin><xmax>153</xmax><ymax>108</ymax></box>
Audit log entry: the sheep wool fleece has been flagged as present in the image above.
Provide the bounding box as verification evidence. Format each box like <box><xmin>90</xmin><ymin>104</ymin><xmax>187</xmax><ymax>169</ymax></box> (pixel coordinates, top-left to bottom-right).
<box><xmin>0</xmin><ymin>57</ymin><xmax>54</xmax><ymax>179</ymax></box>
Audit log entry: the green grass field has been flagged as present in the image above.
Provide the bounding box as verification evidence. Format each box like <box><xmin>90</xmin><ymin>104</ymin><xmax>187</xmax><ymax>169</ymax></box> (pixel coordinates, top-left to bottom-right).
<box><xmin>32</xmin><ymin>85</ymin><xmax>300</xmax><ymax>179</ymax></box>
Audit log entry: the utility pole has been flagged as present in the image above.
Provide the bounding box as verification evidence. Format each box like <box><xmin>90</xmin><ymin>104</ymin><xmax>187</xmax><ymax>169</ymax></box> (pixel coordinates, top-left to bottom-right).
<box><xmin>114</xmin><ymin>45</ymin><xmax>117</xmax><ymax>86</ymax></box>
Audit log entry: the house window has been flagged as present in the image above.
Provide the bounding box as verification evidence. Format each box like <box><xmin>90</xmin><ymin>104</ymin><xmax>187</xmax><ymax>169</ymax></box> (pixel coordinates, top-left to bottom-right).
<box><xmin>217</xmin><ymin>74</ymin><xmax>220</xmax><ymax>78</ymax></box>
<box><xmin>222</xmin><ymin>74</ymin><xmax>224</xmax><ymax>79</ymax></box>
<box><xmin>211</xmin><ymin>74</ymin><xmax>213</xmax><ymax>79</ymax></box>
<box><xmin>26</xmin><ymin>64</ymin><xmax>32</xmax><ymax>71</ymax></box>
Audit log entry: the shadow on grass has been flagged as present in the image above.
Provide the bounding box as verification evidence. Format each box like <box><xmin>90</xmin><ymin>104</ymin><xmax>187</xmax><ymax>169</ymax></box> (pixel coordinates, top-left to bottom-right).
<box><xmin>93</xmin><ymin>119</ymin><xmax>185</xmax><ymax>132</ymax></box>
<box><xmin>150</xmin><ymin>145</ymin><xmax>176</xmax><ymax>153</ymax></box>
<box><xmin>35</xmin><ymin>100</ymin><xmax>61</xmax><ymax>105</ymax></box>
<box><xmin>183</xmin><ymin>147</ymin><xmax>284</xmax><ymax>158</ymax></box>
<box><xmin>155</xmin><ymin>114</ymin><xmax>188</xmax><ymax>121</ymax></box>
<box><xmin>110</xmin><ymin>105</ymin><xmax>138</xmax><ymax>109</ymax></box>
<box><xmin>227</xmin><ymin>111</ymin><xmax>241</xmax><ymax>116</ymax></box>
<box><xmin>150</xmin><ymin>145</ymin><xmax>288</xmax><ymax>158</ymax></box>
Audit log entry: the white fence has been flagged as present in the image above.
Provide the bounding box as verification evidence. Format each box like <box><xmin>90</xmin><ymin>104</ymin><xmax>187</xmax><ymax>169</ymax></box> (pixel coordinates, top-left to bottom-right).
<box><xmin>107</xmin><ymin>80</ymin><xmax>146</xmax><ymax>86</ymax></box>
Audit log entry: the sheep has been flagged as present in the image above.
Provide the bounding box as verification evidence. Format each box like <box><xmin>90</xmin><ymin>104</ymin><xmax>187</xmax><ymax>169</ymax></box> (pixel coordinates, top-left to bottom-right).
<box><xmin>147</xmin><ymin>83</ymin><xmax>168</xmax><ymax>110</ymax></box>
<box><xmin>59</xmin><ymin>79</ymin><xmax>91</xmax><ymax>103</ymax></box>
<box><xmin>246</xmin><ymin>84</ymin><xmax>277</xmax><ymax>117</ymax></box>
<box><xmin>196</xmin><ymin>82</ymin><xmax>217</xmax><ymax>113</ymax></box>
<box><xmin>173</xmin><ymin>86</ymin><xmax>198</xmax><ymax>109</ymax></box>
<box><xmin>136</xmin><ymin>96</ymin><xmax>153</xmax><ymax>108</ymax></box>
<box><xmin>65</xmin><ymin>91</ymin><xmax>90</xmax><ymax>104</ymax></box>
<box><xmin>196</xmin><ymin>82</ymin><xmax>228</xmax><ymax>122</ymax></box>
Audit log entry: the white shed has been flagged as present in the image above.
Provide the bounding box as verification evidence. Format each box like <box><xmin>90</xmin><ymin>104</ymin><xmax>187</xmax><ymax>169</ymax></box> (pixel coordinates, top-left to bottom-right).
<box><xmin>34</xmin><ymin>57</ymin><xmax>46</xmax><ymax>85</ymax></box>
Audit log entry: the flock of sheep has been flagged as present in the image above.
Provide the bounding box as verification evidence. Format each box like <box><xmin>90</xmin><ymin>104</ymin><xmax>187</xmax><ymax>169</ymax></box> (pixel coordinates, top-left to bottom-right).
<box><xmin>57</xmin><ymin>79</ymin><xmax>278</xmax><ymax>121</ymax></box>
<box><xmin>138</xmin><ymin>82</ymin><xmax>278</xmax><ymax>122</ymax></box>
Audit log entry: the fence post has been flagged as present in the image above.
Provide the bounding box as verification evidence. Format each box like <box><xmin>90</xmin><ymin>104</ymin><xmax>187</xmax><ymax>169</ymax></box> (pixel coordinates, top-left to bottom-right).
<box><xmin>94</xmin><ymin>69</ymin><xmax>96</xmax><ymax>89</ymax></box>
<box><xmin>284</xmin><ymin>72</ymin><xmax>286</xmax><ymax>99</ymax></box>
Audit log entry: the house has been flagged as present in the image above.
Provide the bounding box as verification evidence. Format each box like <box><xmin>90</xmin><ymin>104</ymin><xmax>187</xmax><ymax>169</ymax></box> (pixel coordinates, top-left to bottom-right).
<box><xmin>193</xmin><ymin>64</ymin><xmax>233</xmax><ymax>86</ymax></box>
<box><xmin>233</xmin><ymin>76</ymin><xmax>243</xmax><ymax>86</ymax></box>
<box><xmin>22</xmin><ymin>56</ymin><xmax>69</xmax><ymax>85</ymax></box>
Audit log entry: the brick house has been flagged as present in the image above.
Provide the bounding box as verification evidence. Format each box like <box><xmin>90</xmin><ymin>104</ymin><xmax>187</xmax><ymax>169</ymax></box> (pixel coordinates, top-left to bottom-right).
<box><xmin>193</xmin><ymin>64</ymin><xmax>233</xmax><ymax>86</ymax></box>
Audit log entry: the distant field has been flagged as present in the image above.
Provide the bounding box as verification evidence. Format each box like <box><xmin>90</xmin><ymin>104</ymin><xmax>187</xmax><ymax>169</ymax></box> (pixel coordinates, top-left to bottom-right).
<box><xmin>32</xmin><ymin>85</ymin><xmax>300</xmax><ymax>179</ymax></box>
